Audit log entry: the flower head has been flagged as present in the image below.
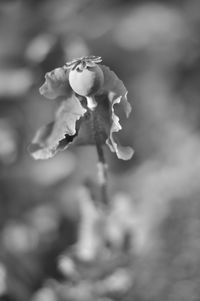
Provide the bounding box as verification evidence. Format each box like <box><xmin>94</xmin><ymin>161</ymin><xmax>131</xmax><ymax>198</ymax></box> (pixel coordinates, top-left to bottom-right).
<box><xmin>29</xmin><ymin>56</ymin><xmax>134</xmax><ymax>160</ymax></box>
<box><xmin>67</xmin><ymin>56</ymin><xmax>104</xmax><ymax>101</ymax></box>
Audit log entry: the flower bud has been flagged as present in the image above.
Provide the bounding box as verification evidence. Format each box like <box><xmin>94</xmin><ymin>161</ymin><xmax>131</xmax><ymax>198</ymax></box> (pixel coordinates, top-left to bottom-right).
<box><xmin>69</xmin><ymin>64</ymin><xmax>104</xmax><ymax>97</ymax></box>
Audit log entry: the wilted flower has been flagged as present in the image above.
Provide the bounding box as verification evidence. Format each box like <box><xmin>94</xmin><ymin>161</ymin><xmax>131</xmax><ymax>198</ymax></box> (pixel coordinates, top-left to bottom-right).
<box><xmin>29</xmin><ymin>56</ymin><xmax>133</xmax><ymax>160</ymax></box>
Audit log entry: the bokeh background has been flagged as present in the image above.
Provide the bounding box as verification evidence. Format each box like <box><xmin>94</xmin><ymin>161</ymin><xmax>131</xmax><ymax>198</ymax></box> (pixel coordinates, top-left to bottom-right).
<box><xmin>1</xmin><ymin>0</ymin><xmax>200</xmax><ymax>300</ymax></box>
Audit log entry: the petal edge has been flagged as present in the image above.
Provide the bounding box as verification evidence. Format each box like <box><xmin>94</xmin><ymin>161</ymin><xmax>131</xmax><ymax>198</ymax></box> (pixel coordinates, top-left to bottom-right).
<box><xmin>29</xmin><ymin>95</ymin><xmax>86</xmax><ymax>160</ymax></box>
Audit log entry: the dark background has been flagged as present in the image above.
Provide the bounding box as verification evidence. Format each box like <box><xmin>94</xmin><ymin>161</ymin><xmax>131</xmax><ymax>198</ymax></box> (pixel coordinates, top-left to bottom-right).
<box><xmin>1</xmin><ymin>0</ymin><xmax>200</xmax><ymax>300</ymax></box>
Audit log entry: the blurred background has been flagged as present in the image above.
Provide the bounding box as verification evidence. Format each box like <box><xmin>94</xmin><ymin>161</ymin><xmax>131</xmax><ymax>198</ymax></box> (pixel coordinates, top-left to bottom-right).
<box><xmin>1</xmin><ymin>0</ymin><xmax>200</xmax><ymax>300</ymax></box>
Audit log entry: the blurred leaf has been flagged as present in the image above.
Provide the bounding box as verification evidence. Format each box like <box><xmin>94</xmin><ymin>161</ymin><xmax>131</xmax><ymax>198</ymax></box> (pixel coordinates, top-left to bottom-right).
<box><xmin>0</xmin><ymin>69</ymin><xmax>33</xmax><ymax>98</ymax></box>
<box><xmin>25</xmin><ymin>34</ymin><xmax>57</xmax><ymax>64</ymax></box>
<box><xmin>0</xmin><ymin>263</ymin><xmax>7</xmax><ymax>296</ymax></box>
<box><xmin>30</xmin><ymin>152</ymin><xmax>75</xmax><ymax>186</ymax></box>
<box><xmin>2</xmin><ymin>222</ymin><xmax>38</xmax><ymax>254</ymax></box>
<box><xmin>58</xmin><ymin>256</ymin><xmax>78</xmax><ymax>280</ymax></box>
<box><xmin>114</xmin><ymin>4</ymin><xmax>186</xmax><ymax>55</ymax></box>
<box><xmin>0</xmin><ymin>119</ymin><xmax>18</xmax><ymax>164</ymax></box>
<box><xmin>31</xmin><ymin>287</ymin><xmax>57</xmax><ymax>301</ymax></box>
<box><xmin>64</xmin><ymin>37</ymin><xmax>89</xmax><ymax>61</ymax></box>
<box><xmin>75</xmin><ymin>185</ymin><xmax>104</xmax><ymax>262</ymax></box>
<box><xmin>96</xmin><ymin>268</ymin><xmax>132</xmax><ymax>296</ymax></box>
<box><xmin>106</xmin><ymin>193</ymin><xmax>135</xmax><ymax>249</ymax></box>
<box><xmin>28</xmin><ymin>205</ymin><xmax>59</xmax><ymax>239</ymax></box>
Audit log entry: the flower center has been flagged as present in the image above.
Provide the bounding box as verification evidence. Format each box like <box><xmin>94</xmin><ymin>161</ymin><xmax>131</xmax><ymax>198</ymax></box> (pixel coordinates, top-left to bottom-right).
<box><xmin>65</xmin><ymin>56</ymin><xmax>102</xmax><ymax>71</ymax></box>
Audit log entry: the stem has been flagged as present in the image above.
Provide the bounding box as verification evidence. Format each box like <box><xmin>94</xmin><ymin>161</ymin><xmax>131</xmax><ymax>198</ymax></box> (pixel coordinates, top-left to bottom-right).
<box><xmin>86</xmin><ymin>96</ymin><xmax>97</xmax><ymax>111</ymax></box>
<box><xmin>90</xmin><ymin>106</ymin><xmax>109</xmax><ymax>206</ymax></box>
<box><xmin>96</xmin><ymin>139</ymin><xmax>108</xmax><ymax>206</ymax></box>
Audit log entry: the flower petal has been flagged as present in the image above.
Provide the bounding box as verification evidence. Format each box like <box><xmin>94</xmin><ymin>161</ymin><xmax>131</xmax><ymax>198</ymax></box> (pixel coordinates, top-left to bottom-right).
<box><xmin>99</xmin><ymin>65</ymin><xmax>132</xmax><ymax>117</ymax></box>
<box><xmin>107</xmin><ymin>96</ymin><xmax>134</xmax><ymax>160</ymax></box>
<box><xmin>99</xmin><ymin>65</ymin><xmax>134</xmax><ymax>160</ymax></box>
<box><xmin>29</xmin><ymin>95</ymin><xmax>86</xmax><ymax>159</ymax></box>
<box><xmin>39</xmin><ymin>67</ymin><xmax>70</xmax><ymax>99</ymax></box>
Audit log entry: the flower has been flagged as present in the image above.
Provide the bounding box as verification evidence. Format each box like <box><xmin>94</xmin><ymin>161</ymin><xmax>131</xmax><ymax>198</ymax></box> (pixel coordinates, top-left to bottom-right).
<box><xmin>29</xmin><ymin>56</ymin><xmax>134</xmax><ymax>160</ymax></box>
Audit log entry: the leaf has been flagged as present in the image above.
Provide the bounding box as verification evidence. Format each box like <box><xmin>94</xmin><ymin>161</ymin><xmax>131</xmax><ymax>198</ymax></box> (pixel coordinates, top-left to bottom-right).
<box><xmin>99</xmin><ymin>65</ymin><xmax>134</xmax><ymax>160</ymax></box>
<box><xmin>29</xmin><ymin>95</ymin><xmax>86</xmax><ymax>159</ymax></box>
<box><xmin>39</xmin><ymin>67</ymin><xmax>70</xmax><ymax>99</ymax></box>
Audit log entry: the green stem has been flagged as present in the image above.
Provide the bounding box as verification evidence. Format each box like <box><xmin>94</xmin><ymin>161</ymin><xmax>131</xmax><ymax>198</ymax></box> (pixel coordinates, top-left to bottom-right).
<box><xmin>95</xmin><ymin>138</ymin><xmax>108</xmax><ymax>206</ymax></box>
<box><xmin>89</xmin><ymin>105</ymin><xmax>109</xmax><ymax>206</ymax></box>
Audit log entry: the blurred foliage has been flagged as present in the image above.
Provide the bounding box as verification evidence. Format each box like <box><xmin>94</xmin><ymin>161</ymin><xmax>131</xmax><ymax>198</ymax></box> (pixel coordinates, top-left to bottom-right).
<box><xmin>1</xmin><ymin>0</ymin><xmax>200</xmax><ymax>300</ymax></box>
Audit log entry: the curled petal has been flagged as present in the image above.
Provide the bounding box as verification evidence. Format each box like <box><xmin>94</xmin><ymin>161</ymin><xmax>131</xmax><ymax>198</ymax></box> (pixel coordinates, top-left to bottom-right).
<box><xmin>29</xmin><ymin>95</ymin><xmax>86</xmax><ymax>159</ymax></box>
<box><xmin>107</xmin><ymin>96</ymin><xmax>134</xmax><ymax>160</ymax></box>
<box><xmin>98</xmin><ymin>65</ymin><xmax>134</xmax><ymax>160</ymax></box>
<box><xmin>99</xmin><ymin>65</ymin><xmax>132</xmax><ymax>117</ymax></box>
<box><xmin>39</xmin><ymin>67</ymin><xmax>70</xmax><ymax>99</ymax></box>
